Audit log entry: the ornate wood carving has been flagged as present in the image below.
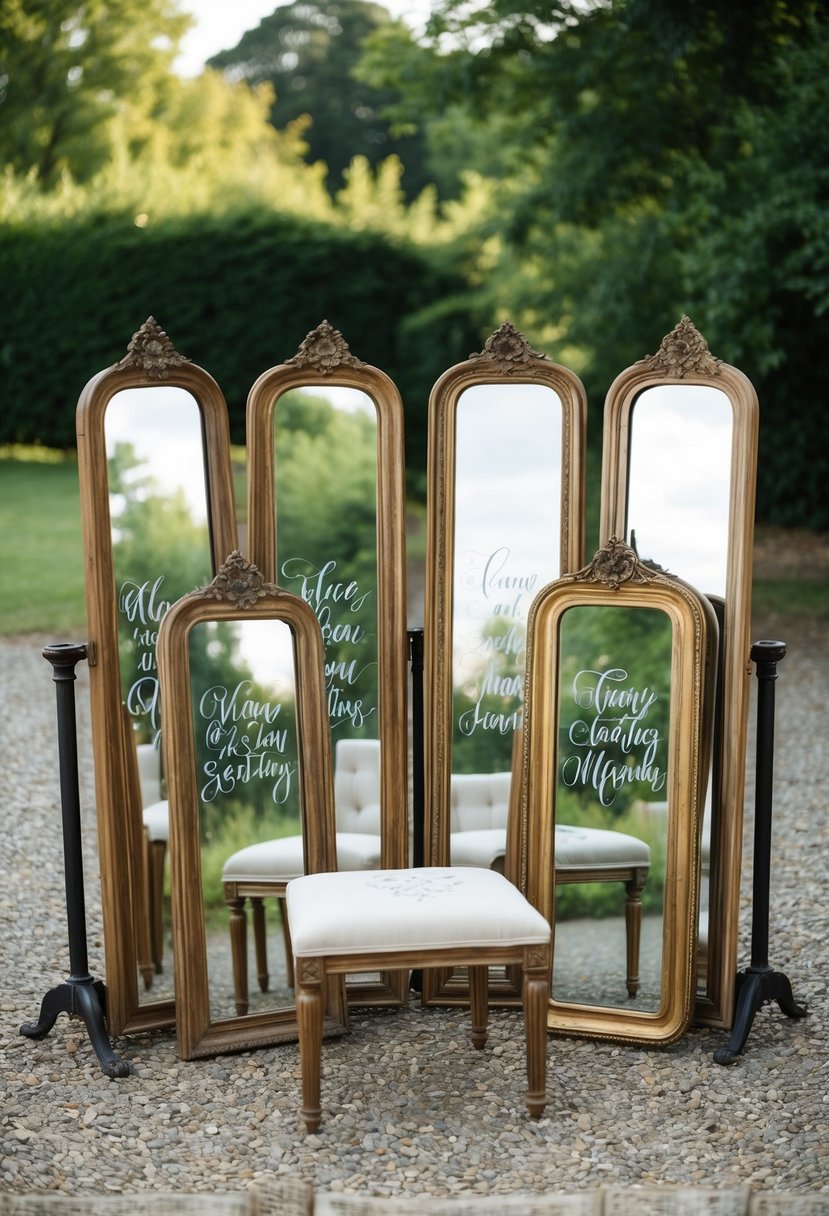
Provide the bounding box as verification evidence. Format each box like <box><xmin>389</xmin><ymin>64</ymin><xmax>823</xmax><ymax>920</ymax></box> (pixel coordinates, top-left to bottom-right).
<box><xmin>643</xmin><ymin>315</ymin><xmax>722</xmax><ymax>379</ymax></box>
<box><xmin>298</xmin><ymin>959</ymin><xmax>323</xmax><ymax>985</ymax></box>
<box><xmin>469</xmin><ymin>321</ymin><xmax>548</xmax><ymax>371</ymax></box>
<box><xmin>117</xmin><ymin>316</ymin><xmax>190</xmax><ymax>379</ymax></box>
<box><xmin>285</xmin><ymin>320</ymin><xmax>366</xmax><ymax>374</ymax></box>
<box><xmin>571</xmin><ymin>537</ymin><xmax>657</xmax><ymax>590</ymax></box>
<box><xmin>201</xmin><ymin>551</ymin><xmax>278</xmax><ymax>609</ymax></box>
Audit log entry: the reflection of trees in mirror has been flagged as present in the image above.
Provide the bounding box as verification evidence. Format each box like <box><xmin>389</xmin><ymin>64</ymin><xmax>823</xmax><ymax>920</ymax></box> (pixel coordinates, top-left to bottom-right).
<box><xmin>452</xmin><ymin>614</ymin><xmax>524</xmax><ymax>774</ymax></box>
<box><xmin>556</xmin><ymin>604</ymin><xmax>671</xmax><ymax>919</ymax></box>
<box><xmin>274</xmin><ymin>390</ymin><xmax>379</xmax><ymax>739</ymax></box>
<box><xmin>186</xmin><ymin>622</ymin><xmax>302</xmax><ymax>921</ymax></box>
<box><xmin>110</xmin><ymin>441</ymin><xmax>213</xmax><ymax>743</ymax></box>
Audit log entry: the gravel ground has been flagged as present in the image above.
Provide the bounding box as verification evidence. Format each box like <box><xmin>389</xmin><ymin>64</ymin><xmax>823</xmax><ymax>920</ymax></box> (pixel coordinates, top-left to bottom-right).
<box><xmin>1</xmin><ymin>612</ymin><xmax>828</xmax><ymax>1199</ymax></box>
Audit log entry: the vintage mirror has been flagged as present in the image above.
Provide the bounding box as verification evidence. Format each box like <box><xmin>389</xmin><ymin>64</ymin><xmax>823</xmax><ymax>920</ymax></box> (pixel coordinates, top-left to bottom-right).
<box><xmin>246</xmin><ymin>322</ymin><xmax>408</xmax><ymax>1006</ymax></box>
<box><xmin>516</xmin><ymin>539</ymin><xmax>717</xmax><ymax>1042</ymax></box>
<box><xmin>599</xmin><ymin>317</ymin><xmax>759</xmax><ymax>1027</ymax></box>
<box><xmin>76</xmin><ymin>318</ymin><xmax>238</xmax><ymax>1035</ymax></box>
<box><xmin>157</xmin><ymin>552</ymin><xmax>348</xmax><ymax>1058</ymax></box>
<box><xmin>423</xmin><ymin>322</ymin><xmax>587</xmax><ymax>1005</ymax></box>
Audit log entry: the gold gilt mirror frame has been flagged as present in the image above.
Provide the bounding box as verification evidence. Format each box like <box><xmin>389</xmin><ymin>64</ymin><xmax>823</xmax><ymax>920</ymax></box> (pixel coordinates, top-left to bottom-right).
<box><xmin>517</xmin><ymin>539</ymin><xmax>718</xmax><ymax>1044</ymax></box>
<box><xmin>599</xmin><ymin>317</ymin><xmax>759</xmax><ymax>1028</ymax></box>
<box><xmin>245</xmin><ymin>321</ymin><xmax>409</xmax><ymax>1007</ymax></box>
<box><xmin>157</xmin><ymin>553</ymin><xmax>348</xmax><ymax>1059</ymax></box>
<box><xmin>422</xmin><ymin>322</ymin><xmax>587</xmax><ymax>1007</ymax></box>
<box><xmin>76</xmin><ymin>318</ymin><xmax>238</xmax><ymax>1036</ymax></box>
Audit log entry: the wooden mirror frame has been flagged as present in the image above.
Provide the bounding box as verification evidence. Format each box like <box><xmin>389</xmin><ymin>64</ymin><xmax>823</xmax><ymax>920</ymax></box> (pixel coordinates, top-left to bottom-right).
<box><xmin>157</xmin><ymin>552</ymin><xmax>349</xmax><ymax>1059</ymax></box>
<box><xmin>76</xmin><ymin>318</ymin><xmax>238</xmax><ymax>1036</ymax></box>
<box><xmin>245</xmin><ymin>321</ymin><xmax>409</xmax><ymax>1007</ymax></box>
<box><xmin>516</xmin><ymin>539</ymin><xmax>718</xmax><ymax>1044</ymax></box>
<box><xmin>422</xmin><ymin>321</ymin><xmax>587</xmax><ymax>1006</ymax></box>
<box><xmin>599</xmin><ymin>317</ymin><xmax>759</xmax><ymax>1028</ymax></box>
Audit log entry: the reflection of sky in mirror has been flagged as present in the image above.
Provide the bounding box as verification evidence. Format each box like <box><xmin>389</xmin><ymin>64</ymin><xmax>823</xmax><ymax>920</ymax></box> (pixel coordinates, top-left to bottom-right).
<box><xmin>453</xmin><ymin>384</ymin><xmax>563</xmax><ymax>676</ymax></box>
<box><xmin>216</xmin><ymin>619</ymin><xmax>297</xmax><ymax>694</ymax></box>
<box><xmin>105</xmin><ymin>387</ymin><xmax>209</xmax><ymax>523</ymax></box>
<box><xmin>627</xmin><ymin>386</ymin><xmax>732</xmax><ymax>598</ymax></box>
<box><xmin>280</xmin><ymin>385</ymin><xmax>375</xmax><ymax>416</ymax></box>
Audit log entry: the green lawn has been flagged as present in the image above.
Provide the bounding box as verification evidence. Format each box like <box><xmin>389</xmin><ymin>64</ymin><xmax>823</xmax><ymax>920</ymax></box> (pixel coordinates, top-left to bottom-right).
<box><xmin>0</xmin><ymin>449</ymin><xmax>87</xmax><ymax>637</ymax></box>
<box><xmin>0</xmin><ymin>448</ymin><xmax>826</xmax><ymax>637</ymax></box>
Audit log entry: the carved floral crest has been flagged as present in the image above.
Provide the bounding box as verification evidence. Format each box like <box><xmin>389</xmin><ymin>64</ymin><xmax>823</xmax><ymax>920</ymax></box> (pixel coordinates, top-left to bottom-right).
<box><xmin>117</xmin><ymin>317</ymin><xmax>190</xmax><ymax>379</ymax></box>
<box><xmin>469</xmin><ymin>321</ymin><xmax>547</xmax><ymax>370</ymax></box>
<box><xmin>201</xmin><ymin>552</ymin><xmax>278</xmax><ymax>610</ymax></box>
<box><xmin>285</xmin><ymin>320</ymin><xmax>366</xmax><ymax>374</ymax></box>
<box><xmin>573</xmin><ymin>537</ymin><xmax>658</xmax><ymax>591</ymax></box>
<box><xmin>643</xmin><ymin>316</ymin><xmax>722</xmax><ymax>379</ymax></box>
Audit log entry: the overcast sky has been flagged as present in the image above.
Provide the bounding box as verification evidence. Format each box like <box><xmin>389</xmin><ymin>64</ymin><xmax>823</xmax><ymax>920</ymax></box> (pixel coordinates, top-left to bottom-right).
<box><xmin>174</xmin><ymin>0</ymin><xmax>433</xmax><ymax>76</ymax></box>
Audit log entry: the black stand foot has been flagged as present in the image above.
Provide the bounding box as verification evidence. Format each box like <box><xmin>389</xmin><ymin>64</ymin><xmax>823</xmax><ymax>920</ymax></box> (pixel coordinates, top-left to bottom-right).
<box><xmin>21</xmin><ymin>979</ymin><xmax>130</xmax><ymax>1078</ymax></box>
<box><xmin>714</xmin><ymin>641</ymin><xmax>808</xmax><ymax>1065</ymax></box>
<box><xmin>713</xmin><ymin>965</ymin><xmax>808</xmax><ymax>1065</ymax></box>
<box><xmin>22</xmin><ymin>643</ymin><xmax>130</xmax><ymax>1079</ymax></box>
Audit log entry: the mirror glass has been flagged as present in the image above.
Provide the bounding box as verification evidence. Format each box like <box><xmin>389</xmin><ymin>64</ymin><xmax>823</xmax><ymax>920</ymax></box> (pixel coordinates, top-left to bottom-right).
<box><xmin>273</xmin><ymin>387</ymin><xmax>379</xmax><ymax>745</ymax></box>
<box><xmin>625</xmin><ymin>382</ymin><xmax>731</xmax><ymax>999</ymax></box>
<box><xmin>188</xmin><ymin>618</ymin><xmax>300</xmax><ymax>1021</ymax></box>
<box><xmin>552</xmin><ymin>603</ymin><xmax>672</xmax><ymax>1013</ymax></box>
<box><xmin>626</xmin><ymin>386</ymin><xmax>732</xmax><ymax>597</ymax></box>
<box><xmin>450</xmin><ymin>383</ymin><xmax>563</xmax><ymax>852</ymax></box>
<box><xmin>105</xmin><ymin>386</ymin><xmax>214</xmax><ymax>1004</ymax></box>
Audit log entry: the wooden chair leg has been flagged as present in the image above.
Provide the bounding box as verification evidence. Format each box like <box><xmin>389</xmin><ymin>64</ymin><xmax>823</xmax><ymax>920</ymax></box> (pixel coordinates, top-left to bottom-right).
<box><xmin>148</xmin><ymin>840</ymin><xmax>167</xmax><ymax>974</ymax></box>
<box><xmin>279</xmin><ymin>897</ymin><xmax>295</xmax><ymax>989</ymax></box>
<box><xmin>624</xmin><ymin>871</ymin><xmax>646</xmax><ymax>997</ymax></box>
<box><xmin>296</xmin><ymin>959</ymin><xmax>325</xmax><ymax>1133</ymax></box>
<box><xmin>227</xmin><ymin>896</ymin><xmax>250</xmax><ymax>1016</ymax></box>
<box><xmin>523</xmin><ymin>946</ymin><xmax>550</xmax><ymax>1119</ymax></box>
<box><xmin>135</xmin><ymin>836</ymin><xmax>154</xmax><ymax>991</ymax></box>
<box><xmin>468</xmin><ymin>965</ymin><xmax>489</xmax><ymax>1049</ymax></box>
<box><xmin>252</xmin><ymin>897</ymin><xmax>269</xmax><ymax>993</ymax></box>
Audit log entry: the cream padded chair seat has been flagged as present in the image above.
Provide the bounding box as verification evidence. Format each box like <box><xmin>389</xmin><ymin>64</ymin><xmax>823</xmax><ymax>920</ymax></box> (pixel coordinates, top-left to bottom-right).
<box><xmin>222</xmin><ymin>831</ymin><xmax>382</xmax><ymax>883</ymax></box>
<box><xmin>142</xmin><ymin>799</ymin><xmax>169</xmax><ymax>843</ymax></box>
<box><xmin>555</xmin><ymin>824</ymin><xmax>650</xmax><ymax>870</ymax></box>
<box><xmin>288</xmin><ymin>867</ymin><xmax>551</xmax><ymax>957</ymax></box>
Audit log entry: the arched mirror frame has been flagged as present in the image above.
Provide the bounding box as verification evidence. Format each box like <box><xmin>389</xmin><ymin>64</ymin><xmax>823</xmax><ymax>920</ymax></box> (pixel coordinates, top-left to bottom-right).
<box><xmin>422</xmin><ymin>322</ymin><xmax>587</xmax><ymax>1007</ymax></box>
<box><xmin>599</xmin><ymin>316</ymin><xmax>759</xmax><ymax>1029</ymax></box>
<box><xmin>76</xmin><ymin>318</ymin><xmax>238</xmax><ymax>1036</ymax></box>
<box><xmin>157</xmin><ymin>553</ymin><xmax>349</xmax><ymax>1059</ymax></box>
<box><xmin>246</xmin><ymin>322</ymin><xmax>409</xmax><ymax>1007</ymax></box>
<box><xmin>516</xmin><ymin>540</ymin><xmax>718</xmax><ymax>1043</ymax></box>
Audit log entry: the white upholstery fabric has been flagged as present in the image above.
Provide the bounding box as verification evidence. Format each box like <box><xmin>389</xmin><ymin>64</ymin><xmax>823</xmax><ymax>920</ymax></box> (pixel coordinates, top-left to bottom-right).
<box><xmin>222</xmin><ymin>832</ymin><xmax>382</xmax><ymax>883</ymax></box>
<box><xmin>286</xmin><ymin>867</ymin><xmax>551</xmax><ymax>956</ymax></box>
<box><xmin>450</xmin><ymin>771</ymin><xmax>511</xmax><ymax>832</ymax></box>
<box><xmin>554</xmin><ymin>825</ymin><xmax>649</xmax><ymax>870</ymax></box>
<box><xmin>333</xmin><ymin>738</ymin><xmax>381</xmax><ymax>834</ymax></box>
<box><xmin>143</xmin><ymin>799</ymin><xmax>169</xmax><ymax>843</ymax></box>
<box><xmin>450</xmin><ymin>829</ymin><xmax>507</xmax><ymax>869</ymax></box>
<box><xmin>136</xmin><ymin>742</ymin><xmax>162</xmax><ymax>808</ymax></box>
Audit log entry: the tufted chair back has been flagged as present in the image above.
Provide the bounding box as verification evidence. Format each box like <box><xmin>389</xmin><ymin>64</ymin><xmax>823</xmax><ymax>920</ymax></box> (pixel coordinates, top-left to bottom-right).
<box><xmin>333</xmin><ymin>738</ymin><xmax>382</xmax><ymax>835</ymax></box>
<box><xmin>450</xmin><ymin>771</ymin><xmax>511</xmax><ymax>833</ymax></box>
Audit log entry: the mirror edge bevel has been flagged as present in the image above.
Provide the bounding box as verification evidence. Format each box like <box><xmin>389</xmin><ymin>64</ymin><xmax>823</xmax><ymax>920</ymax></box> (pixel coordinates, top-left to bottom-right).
<box><xmin>75</xmin><ymin>339</ymin><xmax>239</xmax><ymax>1036</ymax></box>
<box><xmin>598</xmin><ymin>323</ymin><xmax>759</xmax><ymax>1028</ymax></box>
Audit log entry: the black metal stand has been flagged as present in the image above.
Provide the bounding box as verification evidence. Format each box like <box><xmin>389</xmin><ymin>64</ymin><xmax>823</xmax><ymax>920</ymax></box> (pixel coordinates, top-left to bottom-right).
<box><xmin>20</xmin><ymin>643</ymin><xmax>130</xmax><ymax>1078</ymax></box>
<box><xmin>713</xmin><ymin>640</ymin><xmax>807</xmax><ymax>1065</ymax></box>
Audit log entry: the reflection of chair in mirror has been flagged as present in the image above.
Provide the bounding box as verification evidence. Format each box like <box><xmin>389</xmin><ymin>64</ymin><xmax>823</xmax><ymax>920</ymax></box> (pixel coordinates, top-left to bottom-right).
<box><xmin>287</xmin><ymin>866</ymin><xmax>552</xmax><ymax>1132</ymax></box>
<box><xmin>450</xmin><ymin>771</ymin><xmax>651</xmax><ymax>997</ymax></box>
<box><xmin>221</xmin><ymin>738</ymin><xmax>382</xmax><ymax>1015</ymax></box>
<box><xmin>129</xmin><ymin>719</ymin><xmax>169</xmax><ymax>975</ymax></box>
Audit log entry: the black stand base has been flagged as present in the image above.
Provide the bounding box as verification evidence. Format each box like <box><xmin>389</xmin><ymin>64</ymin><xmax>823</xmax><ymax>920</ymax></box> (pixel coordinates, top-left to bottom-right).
<box><xmin>713</xmin><ymin>965</ymin><xmax>808</xmax><ymax>1066</ymax></box>
<box><xmin>20</xmin><ymin>977</ymin><xmax>131</xmax><ymax>1078</ymax></box>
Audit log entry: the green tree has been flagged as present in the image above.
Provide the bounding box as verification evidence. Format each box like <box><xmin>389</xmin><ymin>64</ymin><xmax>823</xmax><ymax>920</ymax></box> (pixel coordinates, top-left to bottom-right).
<box><xmin>0</xmin><ymin>0</ymin><xmax>191</xmax><ymax>184</ymax></box>
<box><xmin>207</xmin><ymin>0</ymin><xmax>429</xmax><ymax>196</ymax></box>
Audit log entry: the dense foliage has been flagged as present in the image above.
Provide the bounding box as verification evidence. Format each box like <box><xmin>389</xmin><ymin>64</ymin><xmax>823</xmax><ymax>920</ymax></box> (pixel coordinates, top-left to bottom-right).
<box><xmin>2</xmin><ymin>0</ymin><xmax>828</xmax><ymax>523</ymax></box>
